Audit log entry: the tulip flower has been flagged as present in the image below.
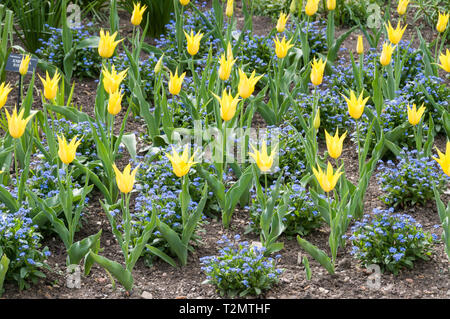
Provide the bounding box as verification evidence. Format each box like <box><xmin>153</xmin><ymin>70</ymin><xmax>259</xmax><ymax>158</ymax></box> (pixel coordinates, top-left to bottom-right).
<box><xmin>313</xmin><ymin>108</ymin><xmax>320</xmax><ymax>129</ymax></box>
<box><xmin>107</xmin><ymin>90</ymin><xmax>124</xmax><ymax>115</ymax></box>
<box><xmin>168</xmin><ymin>68</ymin><xmax>186</xmax><ymax>96</ymax></box>
<box><xmin>380</xmin><ymin>42</ymin><xmax>396</xmax><ymax>66</ymax></box>
<box><xmin>19</xmin><ymin>54</ymin><xmax>31</xmax><ymax>76</ymax></box>
<box><xmin>407</xmin><ymin>103</ymin><xmax>426</xmax><ymax>126</ymax></box>
<box><xmin>325</xmin><ymin>129</ymin><xmax>347</xmax><ymax>159</ymax></box>
<box><xmin>341</xmin><ymin>90</ymin><xmax>369</xmax><ymax>120</ymax></box>
<box><xmin>0</xmin><ymin>82</ymin><xmax>12</xmax><ymax>109</ymax></box>
<box><xmin>385</xmin><ymin>21</ymin><xmax>407</xmax><ymax>45</ymax></box>
<box><xmin>436</xmin><ymin>12</ymin><xmax>449</xmax><ymax>33</ymax></box>
<box><xmin>98</xmin><ymin>29</ymin><xmax>123</xmax><ymax>59</ymax></box>
<box><xmin>102</xmin><ymin>65</ymin><xmax>128</xmax><ymax>94</ymax></box>
<box><xmin>226</xmin><ymin>0</ymin><xmax>234</xmax><ymax>18</ymax></box>
<box><xmin>212</xmin><ymin>89</ymin><xmax>240</xmax><ymax>122</ymax></box>
<box><xmin>166</xmin><ymin>145</ymin><xmax>197</xmax><ymax>178</ymax></box>
<box><xmin>305</xmin><ymin>0</ymin><xmax>320</xmax><ymax>16</ymax></box>
<box><xmin>131</xmin><ymin>2</ymin><xmax>147</xmax><ymax>26</ymax></box>
<box><xmin>310</xmin><ymin>57</ymin><xmax>326</xmax><ymax>86</ymax></box>
<box><xmin>432</xmin><ymin>141</ymin><xmax>450</xmax><ymax>177</ymax></box>
<box><xmin>179</xmin><ymin>0</ymin><xmax>190</xmax><ymax>5</ymax></box>
<box><xmin>112</xmin><ymin>163</ymin><xmax>140</xmax><ymax>194</ymax></box>
<box><xmin>276</xmin><ymin>12</ymin><xmax>289</xmax><ymax>33</ymax></box>
<box><xmin>273</xmin><ymin>36</ymin><xmax>294</xmax><ymax>59</ymax></box>
<box><xmin>238</xmin><ymin>69</ymin><xmax>264</xmax><ymax>99</ymax></box>
<box><xmin>327</xmin><ymin>0</ymin><xmax>336</xmax><ymax>11</ymax></box>
<box><xmin>39</xmin><ymin>70</ymin><xmax>61</xmax><ymax>100</ymax></box>
<box><xmin>154</xmin><ymin>54</ymin><xmax>164</xmax><ymax>74</ymax></box>
<box><xmin>397</xmin><ymin>0</ymin><xmax>409</xmax><ymax>15</ymax></box>
<box><xmin>312</xmin><ymin>162</ymin><xmax>343</xmax><ymax>193</ymax></box>
<box><xmin>5</xmin><ymin>107</ymin><xmax>35</xmax><ymax>139</ymax></box>
<box><xmin>356</xmin><ymin>35</ymin><xmax>364</xmax><ymax>54</ymax></box>
<box><xmin>184</xmin><ymin>30</ymin><xmax>204</xmax><ymax>56</ymax></box>
<box><xmin>218</xmin><ymin>43</ymin><xmax>236</xmax><ymax>81</ymax></box>
<box><xmin>249</xmin><ymin>140</ymin><xmax>277</xmax><ymax>173</ymax></box>
<box><xmin>438</xmin><ymin>49</ymin><xmax>450</xmax><ymax>72</ymax></box>
<box><xmin>57</xmin><ymin>135</ymin><xmax>82</xmax><ymax>165</ymax></box>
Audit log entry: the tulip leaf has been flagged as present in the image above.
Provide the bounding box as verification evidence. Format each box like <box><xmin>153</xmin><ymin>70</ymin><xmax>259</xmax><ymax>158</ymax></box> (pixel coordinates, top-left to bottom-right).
<box><xmin>182</xmin><ymin>184</ymin><xmax>208</xmax><ymax>247</ymax></box>
<box><xmin>145</xmin><ymin>245</ymin><xmax>178</xmax><ymax>268</ymax></box>
<box><xmin>67</xmin><ymin>230</ymin><xmax>102</xmax><ymax>266</ymax></box>
<box><xmin>120</xmin><ymin>133</ymin><xmax>137</xmax><ymax>161</ymax></box>
<box><xmin>0</xmin><ymin>252</ymin><xmax>10</xmax><ymax>297</ymax></box>
<box><xmin>157</xmin><ymin>219</ymin><xmax>188</xmax><ymax>266</ymax></box>
<box><xmin>297</xmin><ymin>236</ymin><xmax>335</xmax><ymax>274</ymax></box>
<box><xmin>88</xmin><ymin>250</ymin><xmax>134</xmax><ymax>291</ymax></box>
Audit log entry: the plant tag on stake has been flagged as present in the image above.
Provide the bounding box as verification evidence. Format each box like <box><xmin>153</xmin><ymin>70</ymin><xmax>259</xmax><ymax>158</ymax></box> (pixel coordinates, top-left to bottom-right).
<box><xmin>5</xmin><ymin>53</ymin><xmax>38</xmax><ymax>75</ymax></box>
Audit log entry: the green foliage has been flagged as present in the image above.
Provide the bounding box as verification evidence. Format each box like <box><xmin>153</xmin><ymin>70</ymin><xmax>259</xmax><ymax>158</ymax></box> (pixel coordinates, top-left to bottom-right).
<box><xmin>5</xmin><ymin>0</ymin><xmax>63</xmax><ymax>53</ymax></box>
<box><xmin>377</xmin><ymin>149</ymin><xmax>448</xmax><ymax>208</ymax></box>
<box><xmin>118</xmin><ymin>0</ymin><xmax>174</xmax><ymax>37</ymax></box>
<box><xmin>251</xmin><ymin>0</ymin><xmax>289</xmax><ymax>18</ymax></box>
<box><xmin>200</xmin><ymin>235</ymin><xmax>283</xmax><ymax>297</ymax></box>
<box><xmin>0</xmin><ymin>204</ymin><xmax>50</xmax><ymax>290</ymax></box>
<box><xmin>0</xmin><ymin>5</ymin><xmax>13</xmax><ymax>82</ymax></box>
<box><xmin>349</xmin><ymin>208</ymin><xmax>436</xmax><ymax>275</ymax></box>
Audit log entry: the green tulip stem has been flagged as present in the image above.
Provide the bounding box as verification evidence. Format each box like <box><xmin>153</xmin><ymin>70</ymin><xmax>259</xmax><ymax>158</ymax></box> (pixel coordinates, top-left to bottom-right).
<box><xmin>223</xmin><ymin>120</ymin><xmax>227</xmax><ymax>175</ymax></box>
<box><xmin>434</xmin><ymin>33</ymin><xmax>440</xmax><ymax>65</ymax></box>
<box><xmin>356</xmin><ymin>119</ymin><xmax>361</xmax><ymax>177</ymax></box>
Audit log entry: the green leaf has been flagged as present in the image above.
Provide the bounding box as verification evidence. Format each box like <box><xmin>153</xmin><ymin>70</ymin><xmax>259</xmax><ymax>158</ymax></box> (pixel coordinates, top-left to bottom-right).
<box><xmin>303</xmin><ymin>256</ymin><xmax>312</xmax><ymax>280</ymax></box>
<box><xmin>121</xmin><ymin>133</ymin><xmax>137</xmax><ymax>160</ymax></box>
<box><xmin>67</xmin><ymin>230</ymin><xmax>102</xmax><ymax>266</ymax></box>
<box><xmin>297</xmin><ymin>236</ymin><xmax>335</xmax><ymax>274</ymax></box>
<box><xmin>145</xmin><ymin>245</ymin><xmax>178</xmax><ymax>268</ymax></box>
<box><xmin>88</xmin><ymin>250</ymin><xmax>134</xmax><ymax>291</ymax></box>
<box><xmin>158</xmin><ymin>220</ymin><xmax>188</xmax><ymax>266</ymax></box>
<box><xmin>223</xmin><ymin>165</ymin><xmax>253</xmax><ymax>227</ymax></box>
<box><xmin>181</xmin><ymin>184</ymin><xmax>208</xmax><ymax>246</ymax></box>
<box><xmin>0</xmin><ymin>253</ymin><xmax>10</xmax><ymax>296</ymax></box>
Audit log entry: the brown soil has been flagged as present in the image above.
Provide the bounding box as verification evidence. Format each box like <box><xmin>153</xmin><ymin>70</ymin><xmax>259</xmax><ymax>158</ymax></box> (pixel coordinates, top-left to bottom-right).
<box><xmin>1</xmin><ymin>1</ymin><xmax>449</xmax><ymax>300</ymax></box>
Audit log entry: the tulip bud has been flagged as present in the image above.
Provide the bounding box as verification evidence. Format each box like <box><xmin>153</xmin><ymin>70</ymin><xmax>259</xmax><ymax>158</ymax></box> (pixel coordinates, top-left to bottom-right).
<box><xmin>289</xmin><ymin>0</ymin><xmax>297</xmax><ymax>14</ymax></box>
<box><xmin>154</xmin><ymin>54</ymin><xmax>164</xmax><ymax>74</ymax></box>
<box><xmin>356</xmin><ymin>35</ymin><xmax>364</xmax><ymax>54</ymax></box>
<box><xmin>313</xmin><ymin>108</ymin><xmax>320</xmax><ymax>129</ymax></box>
<box><xmin>226</xmin><ymin>0</ymin><xmax>234</xmax><ymax>18</ymax></box>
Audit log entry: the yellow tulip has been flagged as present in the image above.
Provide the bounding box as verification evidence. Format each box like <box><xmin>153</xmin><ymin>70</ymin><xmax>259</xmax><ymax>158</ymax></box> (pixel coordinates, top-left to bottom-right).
<box><xmin>327</xmin><ymin>0</ymin><xmax>336</xmax><ymax>11</ymax></box>
<box><xmin>385</xmin><ymin>21</ymin><xmax>407</xmax><ymax>45</ymax></box>
<box><xmin>397</xmin><ymin>0</ymin><xmax>409</xmax><ymax>15</ymax></box>
<box><xmin>102</xmin><ymin>65</ymin><xmax>127</xmax><ymax>94</ymax></box>
<box><xmin>165</xmin><ymin>145</ymin><xmax>197</xmax><ymax>178</ymax></box>
<box><xmin>407</xmin><ymin>103</ymin><xmax>426</xmax><ymax>126</ymax></box>
<box><xmin>0</xmin><ymin>82</ymin><xmax>12</xmax><ymax>109</ymax></box>
<box><xmin>313</xmin><ymin>108</ymin><xmax>320</xmax><ymax>129</ymax></box>
<box><xmin>276</xmin><ymin>12</ymin><xmax>289</xmax><ymax>33</ymax></box>
<box><xmin>436</xmin><ymin>12</ymin><xmax>449</xmax><ymax>33</ymax></box>
<box><xmin>98</xmin><ymin>29</ymin><xmax>123</xmax><ymax>59</ymax></box>
<box><xmin>218</xmin><ymin>43</ymin><xmax>236</xmax><ymax>81</ymax></box>
<box><xmin>107</xmin><ymin>90</ymin><xmax>124</xmax><ymax>116</ymax></box>
<box><xmin>341</xmin><ymin>90</ymin><xmax>369</xmax><ymax>120</ymax></box>
<box><xmin>312</xmin><ymin>162</ymin><xmax>343</xmax><ymax>193</ymax></box>
<box><xmin>38</xmin><ymin>70</ymin><xmax>61</xmax><ymax>100</ymax></box>
<box><xmin>310</xmin><ymin>57</ymin><xmax>326</xmax><ymax>86</ymax></box>
<box><xmin>112</xmin><ymin>163</ymin><xmax>140</xmax><ymax>194</ymax></box>
<box><xmin>357</xmin><ymin>35</ymin><xmax>364</xmax><ymax>54</ymax></box>
<box><xmin>325</xmin><ymin>128</ymin><xmax>347</xmax><ymax>159</ymax></box>
<box><xmin>438</xmin><ymin>49</ymin><xmax>450</xmax><ymax>72</ymax></box>
<box><xmin>380</xmin><ymin>42</ymin><xmax>396</xmax><ymax>66</ymax></box>
<box><xmin>226</xmin><ymin>0</ymin><xmax>234</xmax><ymax>18</ymax></box>
<box><xmin>238</xmin><ymin>69</ymin><xmax>264</xmax><ymax>99</ymax></box>
<box><xmin>305</xmin><ymin>0</ymin><xmax>320</xmax><ymax>16</ymax></box>
<box><xmin>131</xmin><ymin>2</ymin><xmax>147</xmax><ymax>26</ymax></box>
<box><xmin>249</xmin><ymin>140</ymin><xmax>277</xmax><ymax>173</ymax></box>
<box><xmin>432</xmin><ymin>141</ymin><xmax>450</xmax><ymax>177</ymax></box>
<box><xmin>57</xmin><ymin>135</ymin><xmax>82</xmax><ymax>165</ymax></box>
<box><xmin>154</xmin><ymin>54</ymin><xmax>164</xmax><ymax>74</ymax></box>
<box><xmin>273</xmin><ymin>36</ymin><xmax>294</xmax><ymax>59</ymax></box>
<box><xmin>179</xmin><ymin>0</ymin><xmax>190</xmax><ymax>5</ymax></box>
<box><xmin>168</xmin><ymin>68</ymin><xmax>186</xmax><ymax>95</ymax></box>
<box><xmin>19</xmin><ymin>54</ymin><xmax>31</xmax><ymax>76</ymax></box>
<box><xmin>212</xmin><ymin>89</ymin><xmax>240</xmax><ymax>122</ymax></box>
<box><xmin>184</xmin><ymin>30</ymin><xmax>204</xmax><ymax>56</ymax></box>
<box><xmin>5</xmin><ymin>107</ymin><xmax>35</xmax><ymax>139</ymax></box>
